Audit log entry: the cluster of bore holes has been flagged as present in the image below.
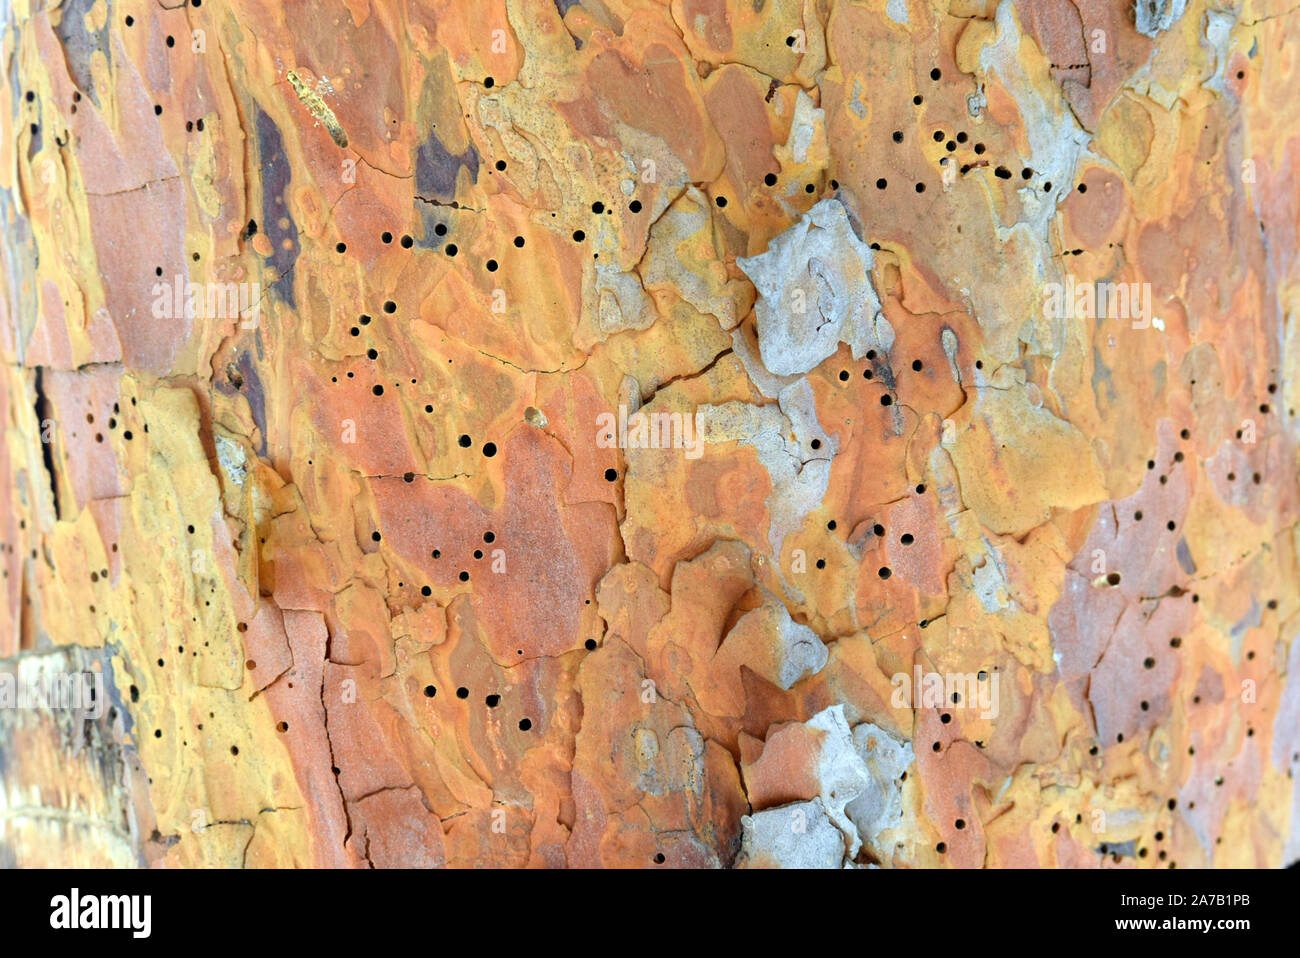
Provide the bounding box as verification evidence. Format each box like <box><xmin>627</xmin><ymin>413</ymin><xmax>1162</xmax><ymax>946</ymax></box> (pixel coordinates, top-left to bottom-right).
<box><xmin>331</xmin><ymin>311</ymin><xmax>443</xmax><ymax>404</ymax></box>
<box><xmin>20</xmin><ymin>86</ymin><xmax>74</xmax><ymax>129</ymax></box>
<box><xmin>1087</xmin><ymin>653</ymin><xmax>1166</xmax><ymax>748</ymax></box>
<box><xmin>878</xmin><ymin>72</ymin><xmax>1074</xmax><ymax>195</ymax></box>
<box><xmin>1133</xmin><ymin>426</ymin><xmax>1204</xmax><ymax>528</ymax></box>
<box><xmin>759</xmin><ymin>170</ymin><xmax>833</xmax><ymax>197</ymax></box>
<box><xmin>819</xmin><ymin>518</ymin><xmax>916</xmax><ymax>571</ymax></box>
<box><xmin>837</xmin><ymin>351</ymin><xmax>926</xmax><ymax>392</ymax></box>
<box><xmin>355</xmin><ymin>151</ymin><xmax>557</xmax><ymax>264</ymax></box>
<box><xmin>128</xmin><ymin>5</ymin><xmax>205</xmax><ymax>114</ymax></box>
<box><xmin>456</xmin><ymin>433</ymin><xmax>498</xmax><ymax>458</ymax></box>
<box><xmin>74</xmin><ymin>397</ymin><xmax>140</xmax><ymax>445</ymax></box>
<box><xmin>1224</xmin><ymin>386</ymin><xmax>1281</xmax><ymax>480</ymax></box>
<box><xmin>426</xmin><ymin>530</ymin><xmax>499</xmax><ymax>586</ymax></box>
<box><xmin>421</xmin><ymin>682</ymin><xmax>531</xmax><ymax>730</ymax></box>
<box><xmin>123</xmin><ymin>0</ymin><xmax>202</xmax><ymax>31</ymax></box>
<box><xmin>0</xmin><ymin>538</ymin><xmax>16</xmax><ymax>580</ymax></box>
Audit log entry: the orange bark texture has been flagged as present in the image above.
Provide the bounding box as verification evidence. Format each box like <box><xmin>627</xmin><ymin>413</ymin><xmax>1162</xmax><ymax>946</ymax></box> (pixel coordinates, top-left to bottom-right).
<box><xmin>1</xmin><ymin>0</ymin><xmax>1298</xmax><ymax>868</ymax></box>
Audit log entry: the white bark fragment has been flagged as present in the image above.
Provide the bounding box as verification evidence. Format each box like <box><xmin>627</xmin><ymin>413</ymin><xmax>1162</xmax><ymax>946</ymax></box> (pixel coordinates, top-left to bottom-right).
<box><xmin>725</xmin><ymin>594</ymin><xmax>828</xmax><ymax>690</ymax></box>
<box><xmin>845</xmin><ymin>723</ymin><xmax>915</xmax><ymax>856</ymax></box>
<box><xmin>1135</xmin><ymin>0</ymin><xmax>1188</xmax><ymax>38</ymax></box>
<box><xmin>735</xmin><ymin>797</ymin><xmax>845</xmax><ymax>869</ymax></box>
<box><xmin>736</xmin><ymin>198</ymin><xmax>885</xmax><ymax>377</ymax></box>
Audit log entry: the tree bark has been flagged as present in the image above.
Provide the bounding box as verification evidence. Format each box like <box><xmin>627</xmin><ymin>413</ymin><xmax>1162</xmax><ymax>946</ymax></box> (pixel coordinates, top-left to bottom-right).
<box><xmin>1</xmin><ymin>0</ymin><xmax>1297</xmax><ymax>868</ymax></box>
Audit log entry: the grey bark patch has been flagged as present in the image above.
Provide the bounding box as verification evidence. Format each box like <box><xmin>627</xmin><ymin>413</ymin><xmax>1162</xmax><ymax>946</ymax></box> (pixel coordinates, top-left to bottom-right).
<box><xmin>846</xmin><ymin>722</ymin><xmax>914</xmax><ymax>854</ymax></box>
<box><xmin>234</xmin><ymin>351</ymin><xmax>268</xmax><ymax>456</ymax></box>
<box><xmin>736</xmin><ymin>198</ymin><xmax>886</xmax><ymax>377</ymax></box>
<box><xmin>1134</xmin><ymin>0</ymin><xmax>1188</xmax><ymax>38</ymax></box>
<box><xmin>53</xmin><ymin>0</ymin><xmax>111</xmax><ymax>107</ymax></box>
<box><xmin>415</xmin><ymin>130</ymin><xmax>480</xmax><ymax>247</ymax></box>
<box><xmin>415</xmin><ymin>129</ymin><xmax>479</xmax><ymax>202</ymax></box>
<box><xmin>0</xmin><ymin>644</ymin><xmax>141</xmax><ymax>865</ymax></box>
<box><xmin>1098</xmin><ymin>839</ymin><xmax>1137</xmax><ymax>858</ymax></box>
<box><xmin>254</xmin><ymin>105</ymin><xmax>300</xmax><ymax>307</ymax></box>
<box><xmin>735</xmin><ymin>797</ymin><xmax>845</xmax><ymax>868</ymax></box>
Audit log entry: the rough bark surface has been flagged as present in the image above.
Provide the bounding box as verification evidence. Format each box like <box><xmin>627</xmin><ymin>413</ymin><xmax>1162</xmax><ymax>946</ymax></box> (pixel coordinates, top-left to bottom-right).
<box><xmin>1</xmin><ymin>0</ymin><xmax>1298</xmax><ymax>868</ymax></box>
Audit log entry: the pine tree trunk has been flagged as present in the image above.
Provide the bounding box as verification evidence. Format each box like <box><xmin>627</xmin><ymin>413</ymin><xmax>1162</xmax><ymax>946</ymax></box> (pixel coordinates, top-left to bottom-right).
<box><xmin>1</xmin><ymin>0</ymin><xmax>1297</xmax><ymax>868</ymax></box>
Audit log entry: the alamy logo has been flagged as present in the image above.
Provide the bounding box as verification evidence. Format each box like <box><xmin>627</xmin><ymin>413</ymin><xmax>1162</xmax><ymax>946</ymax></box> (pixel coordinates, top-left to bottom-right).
<box><xmin>595</xmin><ymin>405</ymin><xmax>705</xmax><ymax>460</ymax></box>
<box><xmin>49</xmin><ymin>888</ymin><xmax>151</xmax><ymax>938</ymax></box>
<box><xmin>1043</xmin><ymin>277</ymin><xmax>1157</xmax><ymax>329</ymax></box>
<box><xmin>151</xmin><ymin>275</ymin><xmax>260</xmax><ymax>328</ymax></box>
<box><xmin>890</xmin><ymin>666</ymin><xmax>1000</xmax><ymax>719</ymax></box>
<box><xmin>0</xmin><ymin>670</ymin><xmax>102</xmax><ymax>719</ymax></box>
